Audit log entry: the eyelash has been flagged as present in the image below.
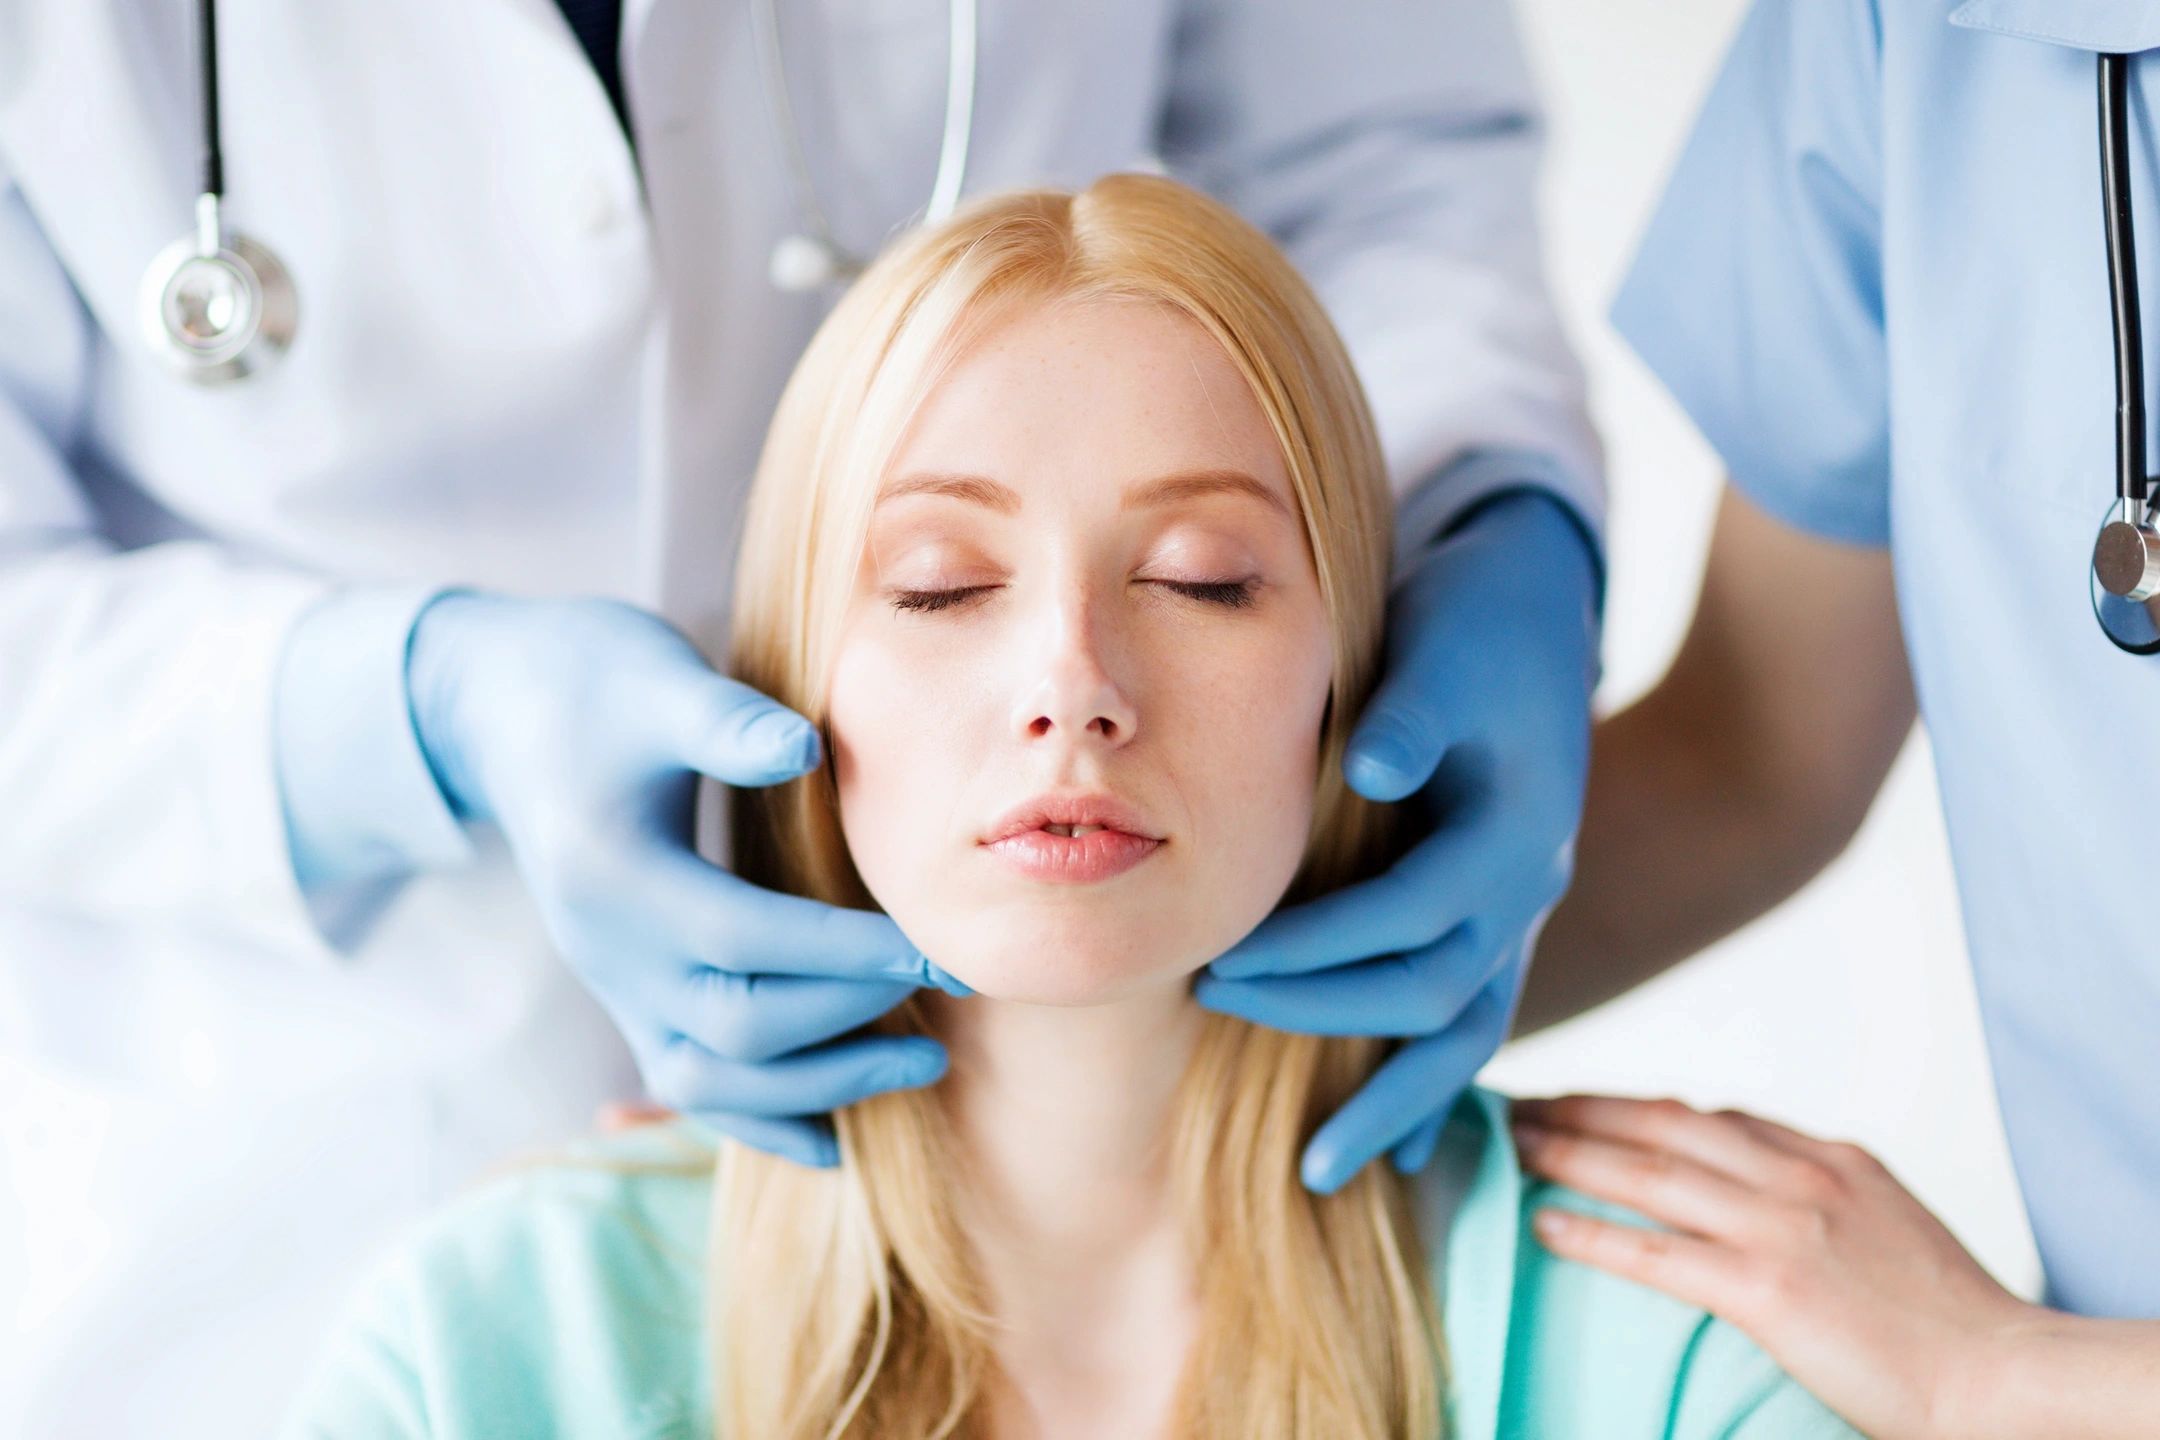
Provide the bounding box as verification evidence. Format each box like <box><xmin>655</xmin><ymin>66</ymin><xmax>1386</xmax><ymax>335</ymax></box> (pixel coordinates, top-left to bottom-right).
<box><xmin>888</xmin><ymin>579</ymin><xmax>1258</xmax><ymax>614</ymax></box>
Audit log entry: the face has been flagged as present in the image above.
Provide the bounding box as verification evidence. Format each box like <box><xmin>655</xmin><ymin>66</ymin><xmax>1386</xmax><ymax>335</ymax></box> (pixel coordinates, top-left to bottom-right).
<box><xmin>825</xmin><ymin>296</ymin><xmax>1335</xmax><ymax>1005</ymax></box>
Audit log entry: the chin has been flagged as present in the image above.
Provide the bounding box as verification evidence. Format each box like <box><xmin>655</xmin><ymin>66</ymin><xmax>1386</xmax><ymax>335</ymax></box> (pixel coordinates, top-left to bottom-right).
<box><xmin>917</xmin><ymin>909</ymin><xmax>1213</xmax><ymax>1007</ymax></box>
<box><xmin>953</xmin><ymin>964</ymin><xmax>1182</xmax><ymax>1008</ymax></box>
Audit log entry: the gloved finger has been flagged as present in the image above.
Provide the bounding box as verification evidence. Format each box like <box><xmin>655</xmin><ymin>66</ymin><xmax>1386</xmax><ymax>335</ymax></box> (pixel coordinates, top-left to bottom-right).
<box><xmin>1206</xmin><ymin>811</ymin><xmax>1509</xmax><ymax>980</ymax></box>
<box><xmin>1390</xmin><ymin>1114</ymin><xmax>1447</xmax><ymax>1175</ymax></box>
<box><xmin>689</xmin><ymin>1110</ymin><xmax>840</xmax><ymax>1170</ymax></box>
<box><xmin>1342</xmin><ymin>686</ymin><xmax>1452</xmax><ymax>804</ymax></box>
<box><xmin>644</xmin><ymin>849</ymin><xmax>972</xmax><ymax>992</ymax></box>
<box><xmin>664</xmin><ymin>668</ymin><xmax>826</xmax><ymax>788</ymax></box>
<box><xmin>673</xmin><ymin>968</ymin><xmax>921</xmax><ymax>1065</ymax></box>
<box><xmin>1193</xmin><ymin>924</ymin><xmax>1488</xmax><ymax>1037</ymax></box>
<box><xmin>1296</xmin><ymin>965</ymin><xmax>1515</xmax><ymax>1195</ymax></box>
<box><xmin>1340</xmin><ymin>554</ymin><xmax>1486</xmax><ymax>803</ymax></box>
<box><xmin>647</xmin><ymin>1030</ymin><xmax>949</xmax><ymax>1120</ymax></box>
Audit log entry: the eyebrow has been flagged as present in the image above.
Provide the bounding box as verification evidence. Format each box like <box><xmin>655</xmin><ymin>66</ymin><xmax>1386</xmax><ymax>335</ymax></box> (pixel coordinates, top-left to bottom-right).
<box><xmin>874</xmin><ymin>467</ymin><xmax>1293</xmax><ymax>519</ymax></box>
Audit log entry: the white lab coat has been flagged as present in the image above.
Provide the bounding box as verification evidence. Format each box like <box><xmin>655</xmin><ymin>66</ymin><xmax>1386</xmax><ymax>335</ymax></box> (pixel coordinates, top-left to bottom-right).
<box><xmin>0</xmin><ymin>0</ymin><xmax>1600</xmax><ymax>1433</ymax></box>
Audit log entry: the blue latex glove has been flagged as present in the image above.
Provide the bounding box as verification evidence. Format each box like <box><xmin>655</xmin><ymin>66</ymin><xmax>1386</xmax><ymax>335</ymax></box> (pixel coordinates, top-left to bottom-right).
<box><xmin>1195</xmin><ymin>488</ymin><xmax>1600</xmax><ymax>1195</ymax></box>
<box><xmin>404</xmin><ymin>592</ymin><xmax>971</xmax><ymax>1168</ymax></box>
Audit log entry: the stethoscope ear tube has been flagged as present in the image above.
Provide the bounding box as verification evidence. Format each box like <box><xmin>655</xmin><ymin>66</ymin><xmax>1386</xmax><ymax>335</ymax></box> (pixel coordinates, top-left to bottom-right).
<box><xmin>754</xmin><ymin>0</ymin><xmax>977</xmax><ymax>293</ymax></box>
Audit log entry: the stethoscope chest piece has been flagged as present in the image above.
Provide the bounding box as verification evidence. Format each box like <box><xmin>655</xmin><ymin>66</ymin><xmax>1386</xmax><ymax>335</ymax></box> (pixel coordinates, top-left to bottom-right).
<box><xmin>2092</xmin><ymin>502</ymin><xmax>2160</xmax><ymax>652</ymax></box>
<box><xmin>2093</xmin><ymin>508</ymin><xmax>2160</xmax><ymax>599</ymax></box>
<box><xmin>2094</xmin><ymin>51</ymin><xmax>2160</xmax><ymax>651</ymax></box>
<box><xmin>138</xmin><ymin>226</ymin><xmax>296</xmax><ymax>384</ymax></box>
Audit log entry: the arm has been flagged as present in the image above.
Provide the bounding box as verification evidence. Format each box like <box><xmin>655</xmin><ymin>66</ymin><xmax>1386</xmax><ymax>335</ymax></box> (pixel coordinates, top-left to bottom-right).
<box><xmin>1157</xmin><ymin>0</ymin><xmax>1604</xmax><ymax>550</ymax></box>
<box><xmin>0</xmin><ymin>163</ymin><xmax>956</xmax><ymax>1164</ymax></box>
<box><xmin>1977</xmin><ymin>1315</ymin><xmax>2160</xmax><ymax>1437</ymax></box>
<box><xmin>1515</xmin><ymin>485</ymin><xmax>1915</xmax><ymax>1034</ymax></box>
<box><xmin>1516</xmin><ymin>0</ymin><xmax>1905</xmax><ymax>1034</ymax></box>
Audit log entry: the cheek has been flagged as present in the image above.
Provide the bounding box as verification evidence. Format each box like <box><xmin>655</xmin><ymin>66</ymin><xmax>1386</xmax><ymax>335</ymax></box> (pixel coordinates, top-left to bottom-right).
<box><xmin>826</xmin><ymin>633</ymin><xmax>969</xmax><ymax>898</ymax></box>
<box><xmin>1158</xmin><ymin>608</ymin><xmax>1334</xmax><ymax>923</ymax></box>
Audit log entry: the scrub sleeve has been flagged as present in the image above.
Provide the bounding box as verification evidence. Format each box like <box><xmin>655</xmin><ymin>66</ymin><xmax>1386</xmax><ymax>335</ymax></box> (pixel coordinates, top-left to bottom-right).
<box><xmin>1610</xmin><ymin>0</ymin><xmax>1894</xmax><ymax>548</ymax></box>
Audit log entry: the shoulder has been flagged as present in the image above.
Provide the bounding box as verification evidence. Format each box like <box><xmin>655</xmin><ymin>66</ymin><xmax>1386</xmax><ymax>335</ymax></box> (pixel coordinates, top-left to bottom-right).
<box><xmin>280</xmin><ymin>1121</ymin><xmax>719</xmax><ymax>1440</ymax></box>
<box><xmin>1505</xmin><ymin>1179</ymin><xmax>1859</xmax><ymax>1437</ymax></box>
<box><xmin>1430</xmin><ymin>1090</ymin><xmax>1858</xmax><ymax>1439</ymax></box>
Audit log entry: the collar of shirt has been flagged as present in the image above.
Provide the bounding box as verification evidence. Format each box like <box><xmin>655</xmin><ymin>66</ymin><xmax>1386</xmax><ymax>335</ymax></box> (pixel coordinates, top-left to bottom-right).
<box><xmin>1950</xmin><ymin>0</ymin><xmax>2160</xmax><ymax>52</ymax></box>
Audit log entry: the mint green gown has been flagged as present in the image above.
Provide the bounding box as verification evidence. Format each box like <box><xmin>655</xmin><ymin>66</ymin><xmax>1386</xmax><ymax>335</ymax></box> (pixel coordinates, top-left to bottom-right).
<box><xmin>280</xmin><ymin>1088</ymin><xmax>1857</xmax><ymax>1438</ymax></box>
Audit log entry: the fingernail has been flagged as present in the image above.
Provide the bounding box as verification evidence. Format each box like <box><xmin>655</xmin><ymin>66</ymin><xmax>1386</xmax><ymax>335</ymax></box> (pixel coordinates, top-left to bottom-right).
<box><xmin>1513</xmin><ymin>1120</ymin><xmax>1550</xmax><ymax>1154</ymax></box>
<box><xmin>891</xmin><ymin>1044</ymin><xmax>948</xmax><ymax>1089</ymax></box>
<box><xmin>882</xmin><ymin>950</ymin><xmax>938</xmax><ymax>987</ymax></box>
<box><xmin>1346</xmin><ymin>718</ymin><xmax>1419</xmax><ymax>797</ymax></box>
<box><xmin>747</xmin><ymin>709</ymin><xmax>819</xmax><ymax>773</ymax></box>
<box><xmin>1205</xmin><ymin>951</ymin><xmax>1261</xmax><ymax>982</ymax></box>
<box><xmin>1301</xmin><ymin>1151</ymin><xmax>1349</xmax><ymax>1196</ymax></box>
<box><xmin>928</xmin><ymin>963</ymin><xmax>975</xmax><ymax>998</ymax></box>
<box><xmin>1533</xmin><ymin>1209</ymin><xmax>1573</xmax><ymax>1241</ymax></box>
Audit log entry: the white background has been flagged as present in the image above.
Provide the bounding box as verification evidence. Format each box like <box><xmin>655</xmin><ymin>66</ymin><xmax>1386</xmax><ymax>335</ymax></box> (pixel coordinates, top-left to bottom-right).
<box><xmin>1485</xmin><ymin>0</ymin><xmax>2041</xmax><ymax>1294</ymax></box>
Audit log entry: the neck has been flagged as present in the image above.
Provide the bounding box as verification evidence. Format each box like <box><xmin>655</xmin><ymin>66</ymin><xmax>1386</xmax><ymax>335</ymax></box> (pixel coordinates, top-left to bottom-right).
<box><xmin>919</xmin><ymin>981</ymin><xmax>1206</xmax><ymax>1408</ymax></box>
<box><xmin>926</xmin><ymin>980</ymin><xmax>1203</xmax><ymax>1256</ymax></box>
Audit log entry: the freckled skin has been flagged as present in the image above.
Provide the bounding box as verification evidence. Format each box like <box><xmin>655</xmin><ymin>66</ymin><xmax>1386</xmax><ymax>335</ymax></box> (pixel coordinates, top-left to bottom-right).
<box><xmin>826</xmin><ymin>297</ymin><xmax>1336</xmax><ymax>1006</ymax></box>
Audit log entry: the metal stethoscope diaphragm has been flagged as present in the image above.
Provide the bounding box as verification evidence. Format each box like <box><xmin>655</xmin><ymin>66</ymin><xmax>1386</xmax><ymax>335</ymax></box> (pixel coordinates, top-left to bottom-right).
<box><xmin>138</xmin><ymin>0</ymin><xmax>296</xmax><ymax>385</ymax></box>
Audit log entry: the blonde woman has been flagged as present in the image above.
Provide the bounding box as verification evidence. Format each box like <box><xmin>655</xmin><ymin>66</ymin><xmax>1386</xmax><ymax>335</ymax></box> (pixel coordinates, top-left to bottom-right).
<box><xmin>282</xmin><ymin>176</ymin><xmax>1850</xmax><ymax>1439</ymax></box>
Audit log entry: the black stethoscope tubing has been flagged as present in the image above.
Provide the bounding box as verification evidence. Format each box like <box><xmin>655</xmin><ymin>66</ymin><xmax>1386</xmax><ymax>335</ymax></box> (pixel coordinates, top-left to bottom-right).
<box><xmin>2102</xmin><ymin>51</ymin><xmax>2145</xmax><ymax>512</ymax></box>
<box><xmin>2086</xmin><ymin>52</ymin><xmax>2160</xmax><ymax>651</ymax></box>
<box><xmin>197</xmin><ymin>0</ymin><xmax>224</xmax><ymax>204</ymax></box>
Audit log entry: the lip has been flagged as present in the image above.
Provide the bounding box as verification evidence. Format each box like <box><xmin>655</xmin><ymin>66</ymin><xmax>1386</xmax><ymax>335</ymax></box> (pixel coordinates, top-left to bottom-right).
<box><xmin>980</xmin><ymin>789</ymin><xmax>1166</xmax><ymax>885</ymax></box>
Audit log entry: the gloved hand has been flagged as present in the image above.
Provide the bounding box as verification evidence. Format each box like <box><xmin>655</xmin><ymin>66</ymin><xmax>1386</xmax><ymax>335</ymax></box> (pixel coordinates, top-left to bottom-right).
<box><xmin>1195</xmin><ymin>488</ymin><xmax>1600</xmax><ymax>1195</ymax></box>
<box><xmin>405</xmin><ymin>591</ymin><xmax>969</xmax><ymax>1168</ymax></box>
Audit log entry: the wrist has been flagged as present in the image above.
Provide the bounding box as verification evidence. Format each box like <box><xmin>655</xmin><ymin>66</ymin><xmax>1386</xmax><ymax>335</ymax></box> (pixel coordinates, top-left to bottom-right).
<box><xmin>1392</xmin><ymin>449</ymin><xmax>1607</xmax><ymax>615</ymax></box>
<box><xmin>404</xmin><ymin>587</ymin><xmax>496</xmax><ymax>822</ymax></box>
<box><xmin>273</xmin><ymin>583</ymin><xmax>476</xmax><ymax>893</ymax></box>
<box><xmin>1433</xmin><ymin>487</ymin><xmax>1604</xmax><ymax>699</ymax></box>
<box><xmin>1941</xmin><ymin>1301</ymin><xmax>2078</xmax><ymax>1440</ymax></box>
<box><xmin>1451</xmin><ymin>487</ymin><xmax>1602</xmax><ymax>603</ymax></box>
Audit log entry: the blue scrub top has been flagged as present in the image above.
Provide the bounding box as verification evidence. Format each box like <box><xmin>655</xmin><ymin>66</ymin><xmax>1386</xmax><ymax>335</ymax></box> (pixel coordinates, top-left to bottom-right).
<box><xmin>1614</xmin><ymin>0</ymin><xmax>2160</xmax><ymax>1318</ymax></box>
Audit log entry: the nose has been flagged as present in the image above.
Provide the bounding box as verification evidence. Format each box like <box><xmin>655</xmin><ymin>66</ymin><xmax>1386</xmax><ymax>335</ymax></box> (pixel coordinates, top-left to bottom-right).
<box><xmin>1010</xmin><ymin>586</ymin><xmax>1140</xmax><ymax>748</ymax></box>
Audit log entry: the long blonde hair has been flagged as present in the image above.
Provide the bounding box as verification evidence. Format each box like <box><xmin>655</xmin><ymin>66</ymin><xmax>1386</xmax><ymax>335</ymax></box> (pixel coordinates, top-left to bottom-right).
<box><xmin>719</xmin><ymin>174</ymin><xmax>1441</xmax><ymax>1439</ymax></box>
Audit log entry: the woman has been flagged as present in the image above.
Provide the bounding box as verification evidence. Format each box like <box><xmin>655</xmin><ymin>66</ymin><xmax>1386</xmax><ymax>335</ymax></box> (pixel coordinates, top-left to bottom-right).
<box><xmin>280</xmin><ymin>175</ymin><xmax>1848</xmax><ymax>1438</ymax></box>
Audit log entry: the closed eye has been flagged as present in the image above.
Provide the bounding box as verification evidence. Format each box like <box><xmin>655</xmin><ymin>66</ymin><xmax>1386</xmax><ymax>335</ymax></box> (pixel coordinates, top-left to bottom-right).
<box><xmin>887</xmin><ymin>579</ymin><xmax>1258</xmax><ymax>614</ymax></box>
<box><xmin>1156</xmin><ymin>578</ymin><xmax>1258</xmax><ymax>608</ymax></box>
<box><xmin>888</xmin><ymin>584</ymin><xmax>997</xmax><ymax>614</ymax></box>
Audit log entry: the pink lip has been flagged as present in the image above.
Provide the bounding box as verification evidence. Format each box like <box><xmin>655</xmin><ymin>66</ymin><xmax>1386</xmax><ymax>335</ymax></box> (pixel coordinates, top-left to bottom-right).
<box><xmin>978</xmin><ymin>787</ymin><xmax>1166</xmax><ymax>883</ymax></box>
<box><xmin>983</xmin><ymin>827</ymin><xmax>1164</xmax><ymax>883</ymax></box>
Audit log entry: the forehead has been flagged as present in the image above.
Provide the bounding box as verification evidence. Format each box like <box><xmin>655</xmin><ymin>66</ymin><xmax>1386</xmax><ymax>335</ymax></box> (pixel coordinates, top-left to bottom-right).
<box><xmin>882</xmin><ymin>296</ymin><xmax>1292</xmax><ymax>508</ymax></box>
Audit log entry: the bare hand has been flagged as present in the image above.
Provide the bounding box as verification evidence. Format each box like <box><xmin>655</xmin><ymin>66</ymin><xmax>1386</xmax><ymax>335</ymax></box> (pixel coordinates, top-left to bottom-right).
<box><xmin>1511</xmin><ymin>1094</ymin><xmax>2031</xmax><ymax>1440</ymax></box>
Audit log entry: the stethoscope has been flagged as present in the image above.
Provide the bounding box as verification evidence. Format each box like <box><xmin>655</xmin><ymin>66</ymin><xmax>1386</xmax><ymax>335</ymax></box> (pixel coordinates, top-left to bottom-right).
<box><xmin>752</xmin><ymin>0</ymin><xmax>979</xmax><ymax>291</ymax></box>
<box><xmin>137</xmin><ymin>0</ymin><xmax>296</xmax><ymax>384</ymax></box>
<box><xmin>2091</xmin><ymin>52</ymin><xmax>2160</xmax><ymax>652</ymax></box>
<box><xmin>136</xmin><ymin>0</ymin><xmax>977</xmax><ymax>384</ymax></box>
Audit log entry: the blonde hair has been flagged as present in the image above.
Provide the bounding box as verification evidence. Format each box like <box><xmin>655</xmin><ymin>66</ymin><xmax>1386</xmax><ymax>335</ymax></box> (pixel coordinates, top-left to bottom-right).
<box><xmin>718</xmin><ymin>174</ymin><xmax>1440</xmax><ymax>1438</ymax></box>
